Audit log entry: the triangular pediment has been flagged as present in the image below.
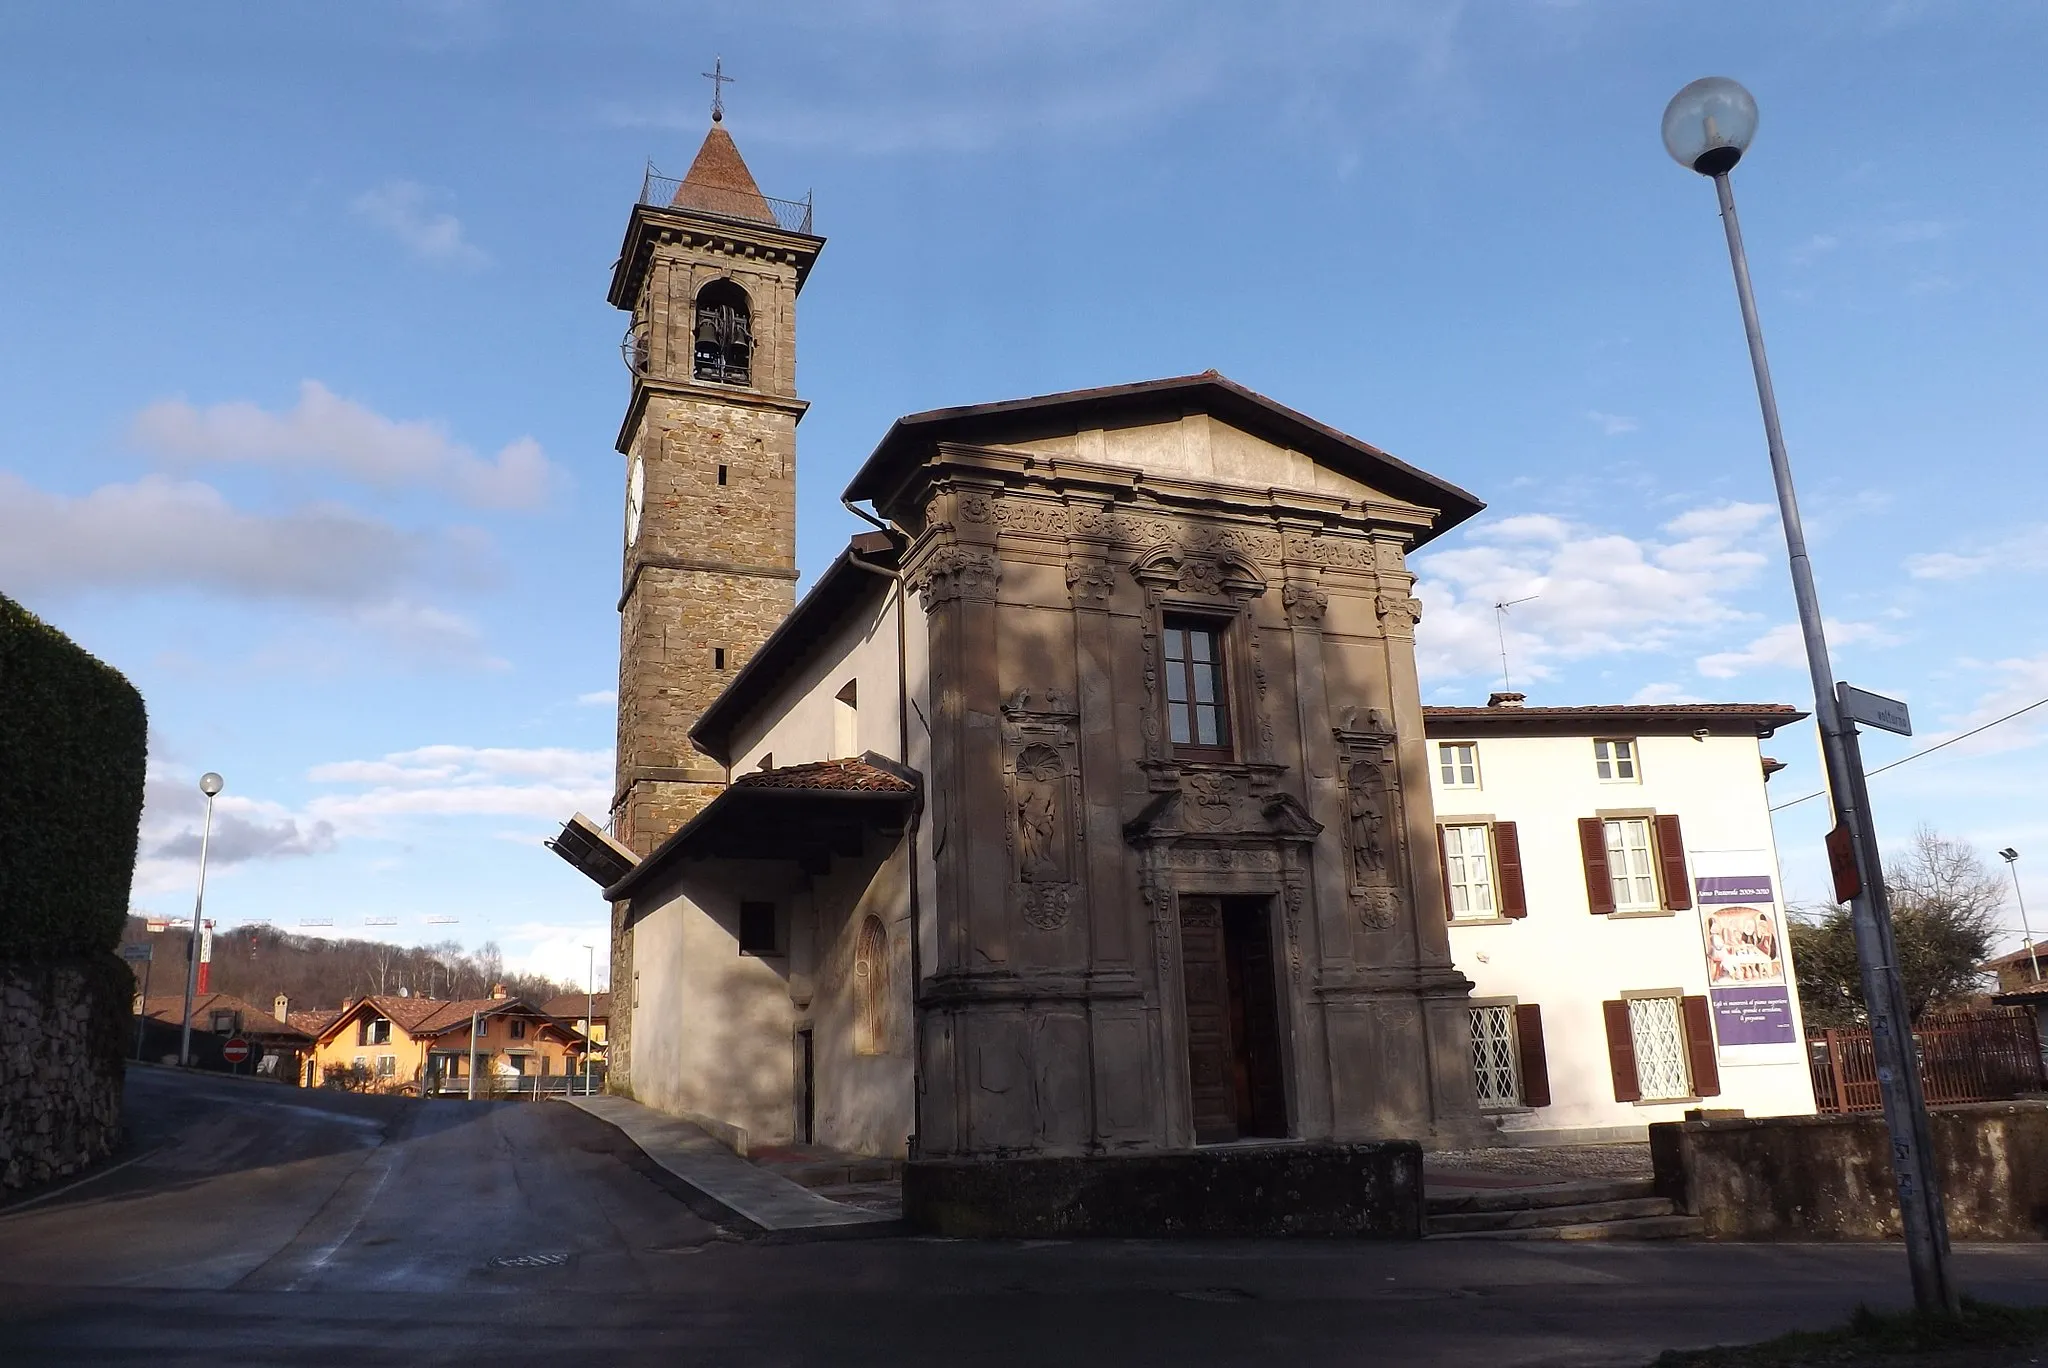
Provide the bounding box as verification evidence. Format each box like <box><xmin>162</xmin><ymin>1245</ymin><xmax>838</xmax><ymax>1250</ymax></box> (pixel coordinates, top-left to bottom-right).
<box><xmin>1124</xmin><ymin>779</ymin><xmax>1322</xmax><ymax>846</ymax></box>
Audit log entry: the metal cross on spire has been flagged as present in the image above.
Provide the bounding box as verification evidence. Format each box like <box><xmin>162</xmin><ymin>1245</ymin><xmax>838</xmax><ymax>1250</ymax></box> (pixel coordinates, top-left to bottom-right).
<box><xmin>703</xmin><ymin>56</ymin><xmax>734</xmax><ymax>123</ymax></box>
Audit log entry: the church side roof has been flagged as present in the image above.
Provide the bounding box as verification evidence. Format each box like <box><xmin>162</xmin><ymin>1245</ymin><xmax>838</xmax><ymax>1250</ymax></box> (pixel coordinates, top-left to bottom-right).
<box><xmin>670</xmin><ymin>125</ymin><xmax>776</xmax><ymax>225</ymax></box>
<box><xmin>841</xmin><ymin>371</ymin><xmax>1486</xmax><ymax>545</ymax></box>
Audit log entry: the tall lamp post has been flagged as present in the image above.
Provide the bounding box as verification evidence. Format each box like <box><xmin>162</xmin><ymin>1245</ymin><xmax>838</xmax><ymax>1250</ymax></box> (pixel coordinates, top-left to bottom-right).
<box><xmin>1998</xmin><ymin>849</ymin><xmax>2040</xmax><ymax>983</ymax></box>
<box><xmin>583</xmin><ymin>944</ymin><xmax>596</xmax><ymax>1097</ymax></box>
<box><xmin>1663</xmin><ymin>77</ymin><xmax>1957</xmax><ymax>1315</ymax></box>
<box><xmin>177</xmin><ymin>772</ymin><xmax>224</xmax><ymax>1069</ymax></box>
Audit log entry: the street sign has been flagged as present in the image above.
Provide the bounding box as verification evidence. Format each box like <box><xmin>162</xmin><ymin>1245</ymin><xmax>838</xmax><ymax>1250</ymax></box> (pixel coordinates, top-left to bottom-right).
<box><xmin>221</xmin><ymin>1037</ymin><xmax>251</xmax><ymax>1065</ymax></box>
<box><xmin>145</xmin><ymin>917</ymin><xmax>171</xmax><ymax>933</ymax></box>
<box><xmin>1838</xmin><ymin>682</ymin><xmax>1912</xmax><ymax>737</ymax></box>
<box><xmin>120</xmin><ymin>943</ymin><xmax>152</xmax><ymax>963</ymax></box>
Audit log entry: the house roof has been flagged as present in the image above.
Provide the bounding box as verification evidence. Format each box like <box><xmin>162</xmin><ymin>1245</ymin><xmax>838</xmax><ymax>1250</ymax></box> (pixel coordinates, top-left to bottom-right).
<box><xmin>840</xmin><ymin>371</ymin><xmax>1486</xmax><ymax>544</ymax></box>
<box><xmin>140</xmin><ymin>994</ymin><xmax>313</xmax><ymax>1042</ymax></box>
<box><xmin>689</xmin><ymin>531</ymin><xmax>900</xmax><ymax>766</ymax></box>
<box><xmin>670</xmin><ymin>123</ymin><xmax>775</xmax><ymax>225</ymax></box>
<box><xmin>286</xmin><ymin>1009</ymin><xmax>341</xmax><ymax>1038</ymax></box>
<box><xmin>605</xmin><ymin>753</ymin><xmax>921</xmax><ymax>902</ymax></box>
<box><xmin>1981</xmin><ymin>942</ymin><xmax>2048</xmax><ymax>974</ymax></box>
<box><xmin>1422</xmin><ymin>703</ymin><xmax>1807</xmax><ymax>738</ymax></box>
<box><xmin>542</xmin><ymin>992</ymin><xmax>611</xmax><ymax>1022</ymax></box>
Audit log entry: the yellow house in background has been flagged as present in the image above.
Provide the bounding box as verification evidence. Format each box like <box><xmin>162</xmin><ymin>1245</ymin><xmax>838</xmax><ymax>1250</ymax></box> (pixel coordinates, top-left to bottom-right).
<box><xmin>310</xmin><ymin>992</ymin><xmax>586</xmax><ymax>1094</ymax></box>
<box><xmin>543</xmin><ymin>991</ymin><xmax>609</xmax><ymax>1063</ymax></box>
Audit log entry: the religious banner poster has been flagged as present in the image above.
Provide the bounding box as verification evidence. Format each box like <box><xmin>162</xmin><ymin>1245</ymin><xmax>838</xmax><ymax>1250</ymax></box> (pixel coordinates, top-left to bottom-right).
<box><xmin>1692</xmin><ymin>851</ymin><xmax>1797</xmax><ymax>1048</ymax></box>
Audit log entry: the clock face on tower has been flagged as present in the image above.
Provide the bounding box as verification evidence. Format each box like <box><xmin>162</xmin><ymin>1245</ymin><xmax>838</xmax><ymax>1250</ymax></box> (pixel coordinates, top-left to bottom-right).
<box><xmin>626</xmin><ymin>455</ymin><xmax>645</xmax><ymax>545</ymax></box>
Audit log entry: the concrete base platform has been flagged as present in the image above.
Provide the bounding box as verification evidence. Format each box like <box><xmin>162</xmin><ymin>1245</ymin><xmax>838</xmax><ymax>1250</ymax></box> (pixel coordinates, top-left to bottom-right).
<box><xmin>904</xmin><ymin>1141</ymin><xmax>1422</xmax><ymax>1239</ymax></box>
<box><xmin>564</xmin><ymin>1096</ymin><xmax>897</xmax><ymax>1237</ymax></box>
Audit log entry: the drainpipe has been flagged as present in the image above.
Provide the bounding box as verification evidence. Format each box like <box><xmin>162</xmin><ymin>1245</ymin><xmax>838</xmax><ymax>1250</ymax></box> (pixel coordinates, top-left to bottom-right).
<box><xmin>842</xmin><ymin>496</ymin><xmax>924</xmax><ymax>1158</ymax></box>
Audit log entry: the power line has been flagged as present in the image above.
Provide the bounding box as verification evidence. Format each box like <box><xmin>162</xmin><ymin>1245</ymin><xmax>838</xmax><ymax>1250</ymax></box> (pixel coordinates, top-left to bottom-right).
<box><xmin>1769</xmin><ymin>695</ymin><xmax>2048</xmax><ymax>813</ymax></box>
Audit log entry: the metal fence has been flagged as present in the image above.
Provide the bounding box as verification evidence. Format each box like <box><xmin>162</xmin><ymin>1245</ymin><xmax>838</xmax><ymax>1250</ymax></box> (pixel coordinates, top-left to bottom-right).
<box><xmin>638</xmin><ymin>165</ymin><xmax>814</xmax><ymax>234</ymax></box>
<box><xmin>424</xmin><ymin>1067</ymin><xmax>607</xmax><ymax>1101</ymax></box>
<box><xmin>1808</xmin><ymin>1009</ymin><xmax>2045</xmax><ymax>1114</ymax></box>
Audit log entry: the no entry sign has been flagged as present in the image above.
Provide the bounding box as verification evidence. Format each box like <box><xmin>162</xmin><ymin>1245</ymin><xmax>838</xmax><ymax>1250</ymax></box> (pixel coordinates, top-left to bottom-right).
<box><xmin>221</xmin><ymin>1037</ymin><xmax>251</xmax><ymax>1065</ymax></box>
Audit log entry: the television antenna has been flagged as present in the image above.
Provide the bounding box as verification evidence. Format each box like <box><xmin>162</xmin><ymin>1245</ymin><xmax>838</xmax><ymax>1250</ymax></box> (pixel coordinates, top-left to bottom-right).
<box><xmin>1494</xmin><ymin>595</ymin><xmax>1540</xmax><ymax>692</ymax></box>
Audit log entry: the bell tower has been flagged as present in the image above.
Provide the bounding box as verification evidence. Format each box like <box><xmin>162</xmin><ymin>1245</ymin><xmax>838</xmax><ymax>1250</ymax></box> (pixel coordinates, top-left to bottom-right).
<box><xmin>605</xmin><ymin>115</ymin><xmax>823</xmax><ymax>859</ymax></box>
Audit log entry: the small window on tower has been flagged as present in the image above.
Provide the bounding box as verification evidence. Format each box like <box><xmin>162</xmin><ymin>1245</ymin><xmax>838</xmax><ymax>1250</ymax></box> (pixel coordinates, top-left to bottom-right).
<box><xmin>693</xmin><ymin>279</ymin><xmax>752</xmax><ymax>384</ymax></box>
<box><xmin>714</xmin><ymin>648</ymin><xmax>726</xmax><ymax>670</ymax></box>
<box><xmin>717</xmin><ymin>464</ymin><xmax>728</xmax><ymax>486</ymax></box>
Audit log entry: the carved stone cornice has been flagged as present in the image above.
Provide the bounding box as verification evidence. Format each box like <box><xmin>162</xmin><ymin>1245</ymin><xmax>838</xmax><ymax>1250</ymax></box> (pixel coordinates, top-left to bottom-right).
<box><xmin>1064</xmin><ymin>559</ymin><xmax>1117</xmax><ymax>609</ymax></box>
<box><xmin>910</xmin><ymin>544</ymin><xmax>1001</xmax><ymax>610</ymax></box>
<box><xmin>1282</xmin><ymin>580</ymin><xmax>1329</xmax><ymax>625</ymax></box>
<box><xmin>1376</xmin><ymin>592</ymin><xmax>1423</xmax><ymax>636</ymax></box>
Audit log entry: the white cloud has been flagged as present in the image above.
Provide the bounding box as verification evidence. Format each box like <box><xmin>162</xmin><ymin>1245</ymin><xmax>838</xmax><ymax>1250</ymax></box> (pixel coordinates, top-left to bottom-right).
<box><xmin>1629</xmin><ymin>682</ymin><xmax>1702</xmax><ymax>705</ymax></box>
<box><xmin>352</xmin><ymin>600</ymin><xmax>507</xmax><ymax>671</ymax></box>
<box><xmin>1904</xmin><ymin>525</ymin><xmax>2048</xmax><ymax>581</ymax></box>
<box><xmin>1413</xmin><ymin>501</ymin><xmax>1773</xmax><ymax>685</ymax></box>
<box><xmin>1935</xmin><ymin>653</ymin><xmax>2048</xmax><ymax>759</ymax></box>
<box><xmin>351</xmin><ymin>180</ymin><xmax>488</xmax><ymax>268</ymax></box>
<box><xmin>0</xmin><ymin>472</ymin><xmax>421</xmax><ymax>601</ymax></box>
<box><xmin>1585</xmin><ymin>410</ymin><xmax>1637</xmax><ymax>437</ymax></box>
<box><xmin>133</xmin><ymin>381</ymin><xmax>556</xmax><ymax>511</ymax></box>
<box><xmin>1695</xmin><ymin>619</ymin><xmax>1901</xmax><ymax>680</ymax></box>
<box><xmin>577</xmin><ymin>689</ymin><xmax>617</xmax><ymax>706</ymax></box>
<box><xmin>133</xmin><ymin>764</ymin><xmax>338</xmax><ymax>896</ymax></box>
<box><xmin>1791</xmin><ymin>233</ymin><xmax>1840</xmax><ymax>265</ymax></box>
<box><xmin>501</xmin><ymin>921</ymin><xmax>611</xmax><ymax>989</ymax></box>
<box><xmin>306</xmin><ymin>744</ymin><xmax>611</xmax><ymax>833</ymax></box>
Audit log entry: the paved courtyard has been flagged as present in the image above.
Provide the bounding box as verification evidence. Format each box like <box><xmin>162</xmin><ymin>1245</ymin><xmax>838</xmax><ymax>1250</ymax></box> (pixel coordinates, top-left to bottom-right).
<box><xmin>3</xmin><ymin>1068</ymin><xmax>2045</xmax><ymax>1367</ymax></box>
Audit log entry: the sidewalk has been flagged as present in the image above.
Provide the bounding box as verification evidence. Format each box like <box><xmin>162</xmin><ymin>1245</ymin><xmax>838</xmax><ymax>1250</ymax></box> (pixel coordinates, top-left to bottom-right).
<box><xmin>563</xmin><ymin>1095</ymin><xmax>898</xmax><ymax>1237</ymax></box>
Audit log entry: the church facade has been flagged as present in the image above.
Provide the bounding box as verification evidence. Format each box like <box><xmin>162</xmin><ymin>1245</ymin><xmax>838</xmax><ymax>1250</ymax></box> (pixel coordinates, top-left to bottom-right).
<box><xmin>565</xmin><ymin>118</ymin><xmax>1500</xmax><ymax>1161</ymax></box>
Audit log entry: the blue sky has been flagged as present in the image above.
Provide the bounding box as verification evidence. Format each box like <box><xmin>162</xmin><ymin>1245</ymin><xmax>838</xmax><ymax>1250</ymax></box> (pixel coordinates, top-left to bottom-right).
<box><xmin>4</xmin><ymin>2</ymin><xmax>2045</xmax><ymax>986</ymax></box>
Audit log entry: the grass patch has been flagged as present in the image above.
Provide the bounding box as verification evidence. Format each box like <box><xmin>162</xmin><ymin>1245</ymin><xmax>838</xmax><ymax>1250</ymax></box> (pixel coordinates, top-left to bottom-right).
<box><xmin>1654</xmin><ymin>1299</ymin><xmax>2048</xmax><ymax>1367</ymax></box>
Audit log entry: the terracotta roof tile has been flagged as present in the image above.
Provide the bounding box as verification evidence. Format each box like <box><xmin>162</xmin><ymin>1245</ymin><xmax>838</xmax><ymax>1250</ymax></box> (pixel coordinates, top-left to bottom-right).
<box><xmin>1423</xmin><ymin>703</ymin><xmax>1804</xmax><ymax>720</ymax></box>
<box><xmin>140</xmin><ymin>994</ymin><xmax>313</xmax><ymax>1041</ymax></box>
<box><xmin>733</xmin><ymin>757</ymin><xmax>918</xmax><ymax>794</ymax></box>
<box><xmin>671</xmin><ymin>125</ymin><xmax>775</xmax><ymax>225</ymax></box>
<box><xmin>542</xmin><ymin>992</ymin><xmax>610</xmax><ymax>1021</ymax></box>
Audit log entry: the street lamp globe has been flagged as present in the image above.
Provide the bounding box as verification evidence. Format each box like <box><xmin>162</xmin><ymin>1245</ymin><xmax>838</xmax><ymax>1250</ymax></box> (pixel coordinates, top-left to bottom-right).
<box><xmin>1662</xmin><ymin>76</ymin><xmax>1758</xmax><ymax>176</ymax></box>
<box><xmin>199</xmin><ymin>772</ymin><xmax>224</xmax><ymax>797</ymax></box>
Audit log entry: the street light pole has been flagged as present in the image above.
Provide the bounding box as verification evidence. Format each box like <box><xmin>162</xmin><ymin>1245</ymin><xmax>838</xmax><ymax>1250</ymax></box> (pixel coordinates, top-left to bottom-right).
<box><xmin>178</xmin><ymin>772</ymin><xmax>224</xmax><ymax>1069</ymax></box>
<box><xmin>1664</xmin><ymin>78</ymin><xmax>1956</xmax><ymax>1316</ymax></box>
<box><xmin>583</xmin><ymin>944</ymin><xmax>596</xmax><ymax>1098</ymax></box>
<box><xmin>1999</xmin><ymin>849</ymin><xmax>2039</xmax><ymax>983</ymax></box>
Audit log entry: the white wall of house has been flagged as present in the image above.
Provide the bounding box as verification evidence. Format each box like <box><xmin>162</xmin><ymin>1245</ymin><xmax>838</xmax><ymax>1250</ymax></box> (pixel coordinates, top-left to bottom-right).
<box><xmin>1434</xmin><ymin>725</ymin><xmax>1817</xmax><ymax>1142</ymax></box>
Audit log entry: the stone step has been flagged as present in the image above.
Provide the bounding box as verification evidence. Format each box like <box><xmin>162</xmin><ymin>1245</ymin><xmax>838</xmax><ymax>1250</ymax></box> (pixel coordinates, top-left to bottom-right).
<box><xmin>1424</xmin><ymin>1176</ymin><xmax>1656</xmax><ymax>1215</ymax></box>
<box><xmin>1427</xmin><ymin>1196</ymin><xmax>1675</xmax><ymax>1234</ymax></box>
<box><xmin>1431</xmin><ymin>1213</ymin><xmax>1705</xmax><ymax>1242</ymax></box>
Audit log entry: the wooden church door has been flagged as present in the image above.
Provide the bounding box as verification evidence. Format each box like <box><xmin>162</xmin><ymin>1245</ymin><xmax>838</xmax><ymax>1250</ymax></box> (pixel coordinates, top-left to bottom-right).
<box><xmin>1180</xmin><ymin>894</ymin><xmax>1289</xmax><ymax>1144</ymax></box>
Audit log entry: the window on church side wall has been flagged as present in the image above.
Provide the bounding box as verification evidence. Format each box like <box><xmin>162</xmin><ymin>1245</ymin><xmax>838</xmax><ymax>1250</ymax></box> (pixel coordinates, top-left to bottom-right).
<box><xmin>693</xmin><ymin>279</ymin><xmax>752</xmax><ymax>385</ymax></box>
<box><xmin>739</xmin><ymin>901</ymin><xmax>782</xmax><ymax>957</ymax></box>
<box><xmin>853</xmin><ymin>915</ymin><xmax>887</xmax><ymax>1056</ymax></box>
<box><xmin>1163</xmin><ymin>616</ymin><xmax>1232</xmax><ymax>761</ymax></box>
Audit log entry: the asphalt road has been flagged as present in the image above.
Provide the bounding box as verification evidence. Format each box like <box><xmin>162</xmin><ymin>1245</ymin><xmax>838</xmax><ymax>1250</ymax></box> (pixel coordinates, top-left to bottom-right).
<box><xmin>4</xmin><ymin>1068</ymin><xmax>2046</xmax><ymax>1367</ymax></box>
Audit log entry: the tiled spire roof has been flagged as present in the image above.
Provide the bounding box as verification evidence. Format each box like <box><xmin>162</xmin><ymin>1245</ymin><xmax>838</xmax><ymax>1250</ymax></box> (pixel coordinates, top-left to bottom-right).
<box><xmin>672</xmin><ymin>124</ymin><xmax>775</xmax><ymax>225</ymax></box>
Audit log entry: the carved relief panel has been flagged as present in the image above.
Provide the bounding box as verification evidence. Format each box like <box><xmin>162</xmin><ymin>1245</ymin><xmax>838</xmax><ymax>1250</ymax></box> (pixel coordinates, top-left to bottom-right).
<box><xmin>1334</xmin><ymin>711</ymin><xmax>1410</xmax><ymax>933</ymax></box>
<box><xmin>1001</xmin><ymin>688</ymin><xmax>1083</xmax><ymax>932</ymax></box>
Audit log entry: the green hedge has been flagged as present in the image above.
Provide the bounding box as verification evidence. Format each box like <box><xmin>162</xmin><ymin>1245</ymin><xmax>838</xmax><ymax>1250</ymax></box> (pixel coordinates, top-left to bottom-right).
<box><xmin>0</xmin><ymin>593</ymin><xmax>147</xmax><ymax>959</ymax></box>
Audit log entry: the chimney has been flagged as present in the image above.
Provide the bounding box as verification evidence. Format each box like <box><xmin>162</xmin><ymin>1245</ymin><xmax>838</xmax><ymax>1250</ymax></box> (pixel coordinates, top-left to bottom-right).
<box><xmin>274</xmin><ymin>993</ymin><xmax>289</xmax><ymax>1023</ymax></box>
<box><xmin>490</xmin><ymin>983</ymin><xmax>508</xmax><ymax>1000</ymax></box>
<box><xmin>1487</xmin><ymin>691</ymin><xmax>1527</xmax><ymax>708</ymax></box>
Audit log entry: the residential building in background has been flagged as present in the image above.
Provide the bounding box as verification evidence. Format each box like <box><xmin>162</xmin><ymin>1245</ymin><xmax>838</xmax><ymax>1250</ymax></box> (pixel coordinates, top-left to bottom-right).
<box><xmin>1430</xmin><ymin>694</ymin><xmax>1817</xmax><ymax>1143</ymax></box>
<box><xmin>308</xmin><ymin>991</ymin><xmax>586</xmax><ymax>1094</ymax></box>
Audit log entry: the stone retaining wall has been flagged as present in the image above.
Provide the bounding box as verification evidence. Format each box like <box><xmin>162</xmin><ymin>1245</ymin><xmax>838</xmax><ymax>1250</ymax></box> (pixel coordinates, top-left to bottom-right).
<box><xmin>1</xmin><ymin>961</ymin><xmax>125</xmax><ymax>1190</ymax></box>
<box><xmin>905</xmin><ymin>1141</ymin><xmax>1423</xmax><ymax>1238</ymax></box>
<box><xmin>1650</xmin><ymin>1101</ymin><xmax>2048</xmax><ymax>1241</ymax></box>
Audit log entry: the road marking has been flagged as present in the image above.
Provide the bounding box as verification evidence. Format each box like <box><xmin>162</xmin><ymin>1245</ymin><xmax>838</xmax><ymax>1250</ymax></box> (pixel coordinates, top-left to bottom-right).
<box><xmin>0</xmin><ymin>1148</ymin><xmax>164</xmax><ymax>1219</ymax></box>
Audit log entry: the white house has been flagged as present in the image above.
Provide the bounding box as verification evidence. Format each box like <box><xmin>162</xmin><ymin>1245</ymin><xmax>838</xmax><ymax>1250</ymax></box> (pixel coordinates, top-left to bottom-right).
<box><xmin>1427</xmin><ymin>694</ymin><xmax>1819</xmax><ymax>1144</ymax></box>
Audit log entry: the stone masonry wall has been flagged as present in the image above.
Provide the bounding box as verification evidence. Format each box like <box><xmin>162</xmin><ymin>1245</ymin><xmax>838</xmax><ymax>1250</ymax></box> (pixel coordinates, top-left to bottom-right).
<box><xmin>1</xmin><ymin>961</ymin><xmax>124</xmax><ymax>1190</ymax></box>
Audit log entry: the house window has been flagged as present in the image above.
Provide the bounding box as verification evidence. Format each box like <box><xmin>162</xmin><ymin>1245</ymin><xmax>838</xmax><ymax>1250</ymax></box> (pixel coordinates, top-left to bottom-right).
<box><xmin>375</xmin><ymin>1055</ymin><xmax>396</xmax><ymax>1079</ymax></box>
<box><xmin>1442</xmin><ymin>825</ymin><xmax>1496</xmax><ymax>920</ymax></box>
<box><xmin>210</xmin><ymin>1011</ymin><xmax>235</xmax><ymax>1034</ymax></box>
<box><xmin>1438</xmin><ymin>742</ymin><xmax>1479</xmax><ymax>788</ymax></box>
<box><xmin>1626</xmin><ymin>996</ymin><xmax>1692</xmax><ymax>1101</ymax></box>
<box><xmin>1162</xmin><ymin>617</ymin><xmax>1232</xmax><ymax>759</ymax></box>
<box><xmin>1595</xmin><ymin>738</ymin><xmax>1639</xmax><ymax>781</ymax></box>
<box><xmin>739</xmin><ymin>901</ymin><xmax>782</xmax><ymax>956</ymax></box>
<box><xmin>1469</xmin><ymin>1005</ymin><xmax>1519</xmax><ymax>1108</ymax></box>
<box><xmin>693</xmin><ymin>278</ymin><xmax>752</xmax><ymax>384</ymax></box>
<box><xmin>834</xmin><ymin>680</ymin><xmax>859</xmax><ymax>759</ymax></box>
<box><xmin>1604</xmin><ymin>818</ymin><xmax>1661</xmax><ymax>912</ymax></box>
<box><xmin>509</xmin><ymin>1019</ymin><xmax>526</xmax><ymax>1040</ymax></box>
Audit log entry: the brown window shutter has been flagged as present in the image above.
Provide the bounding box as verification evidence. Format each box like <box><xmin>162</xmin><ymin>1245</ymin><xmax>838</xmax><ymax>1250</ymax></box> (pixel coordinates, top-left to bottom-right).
<box><xmin>1437</xmin><ymin>824</ymin><xmax>1453</xmax><ymax>921</ymax></box>
<box><xmin>1579</xmin><ymin>818</ymin><xmax>1615</xmax><ymax>914</ymax></box>
<box><xmin>1514</xmin><ymin>1003</ymin><xmax>1550</xmax><ymax>1107</ymax></box>
<box><xmin>1494</xmin><ymin>821</ymin><xmax>1527</xmax><ymax>919</ymax></box>
<box><xmin>1681</xmin><ymin>994</ymin><xmax>1721</xmax><ymax>1096</ymax></box>
<box><xmin>1656</xmin><ymin>813</ymin><xmax>1693</xmax><ymax>910</ymax></box>
<box><xmin>1603</xmin><ymin>999</ymin><xmax>1641</xmax><ymax>1102</ymax></box>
